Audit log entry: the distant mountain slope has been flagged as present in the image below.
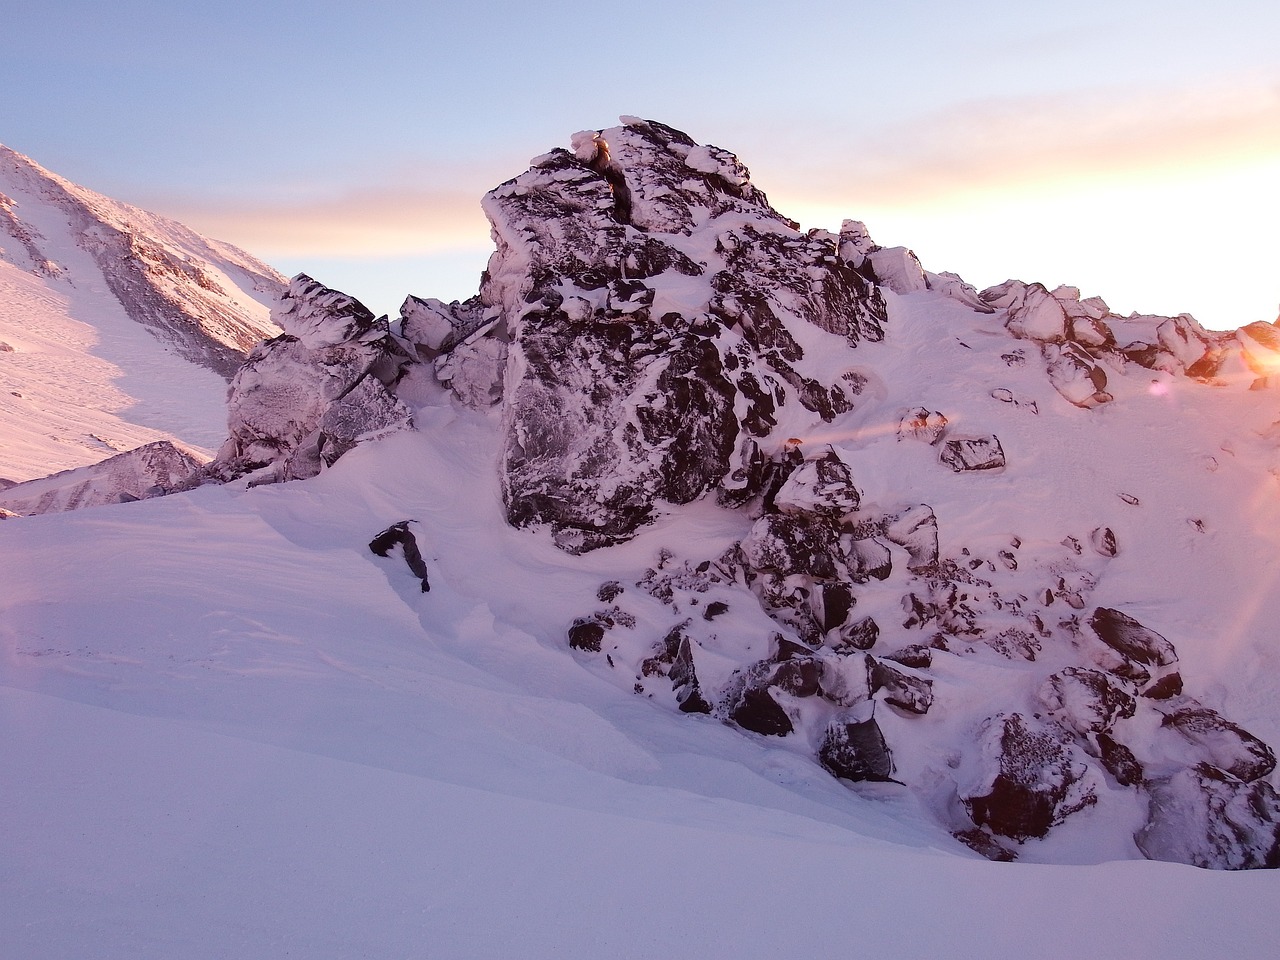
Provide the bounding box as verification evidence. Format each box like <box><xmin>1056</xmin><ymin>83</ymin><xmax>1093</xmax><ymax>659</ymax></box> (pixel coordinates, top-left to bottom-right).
<box><xmin>0</xmin><ymin>144</ymin><xmax>284</xmax><ymax>481</ymax></box>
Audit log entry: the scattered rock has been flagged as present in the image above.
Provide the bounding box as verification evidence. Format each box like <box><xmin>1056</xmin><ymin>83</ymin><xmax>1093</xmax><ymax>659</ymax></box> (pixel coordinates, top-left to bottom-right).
<box><xmin>1089</xmin><ymin>526</ymin><xmax>1118</xmax><ymax>557</ymax></box>
<box><xmin>939</xmin><ymin>435</ymin><xmax>1006</xmax><ymax>472</ymax></box>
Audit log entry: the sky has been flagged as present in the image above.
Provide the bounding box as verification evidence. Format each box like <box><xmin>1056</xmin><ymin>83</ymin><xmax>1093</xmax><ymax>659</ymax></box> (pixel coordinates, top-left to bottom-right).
<box><xmin>4</xmin><ymin>0</ymin><xmax>1278</xmax><ymax>328</ymax></box>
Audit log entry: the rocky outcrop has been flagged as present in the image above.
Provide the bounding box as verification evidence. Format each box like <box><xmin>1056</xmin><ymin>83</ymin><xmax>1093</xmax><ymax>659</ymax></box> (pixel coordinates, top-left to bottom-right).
<box><xmin>189</xmin><ymin>275</ymin><xmax>412</xmax><ymax>485</ymax></box>
<box><xmin>0</xmin><ymin>440</ymin><xmax>205</xmax><ymax>516</ymax></box>
<box><xmin>475</xmin><ymin>118</ymin><xmax>888</xmax><ymax>552</ymax></box>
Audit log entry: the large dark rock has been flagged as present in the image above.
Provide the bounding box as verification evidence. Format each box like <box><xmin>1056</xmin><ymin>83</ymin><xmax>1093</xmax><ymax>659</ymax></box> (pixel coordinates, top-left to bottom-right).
<box><xmin>1161</xmin><ymin>706</ymin><xmax>1276</xmax><ymax>782</ymax></box>
<box><xmin>962</xmin><ymin>713</ymin><xmax>1097</xmax><ymax>841</ymax></box>
<box><xmin>1089</xmin><ymin>608</ymin><xmax>1178</xmax><ymax>667</ymax></box>
<box><xmin>867</xmin><ymin>656</ymin><xmax>933</xmax><ymax>714</ymax></box>
<box><xmin>819</xmin><ymin>715</ymin><xmax>894</xmax><ymax>782</ymax></box>
<box><xmin>483</xmin><ymin>119</ymin><xmax>888</xmax><ymax>551</ymax></box>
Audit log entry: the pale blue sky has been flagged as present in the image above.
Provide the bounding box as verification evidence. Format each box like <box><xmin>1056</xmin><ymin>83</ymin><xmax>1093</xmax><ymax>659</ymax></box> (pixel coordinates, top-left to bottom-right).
<box><xmin>6</xmin><ymin>1</ymin><xmax>1278</xmax><ymax>326</ymax></box>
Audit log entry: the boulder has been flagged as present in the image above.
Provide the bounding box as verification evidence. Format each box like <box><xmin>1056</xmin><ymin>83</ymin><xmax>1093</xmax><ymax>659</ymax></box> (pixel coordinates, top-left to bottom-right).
<box><xmin>819</xmin><ymin>713</ymin><xmax>894</xmax><ymax>782</ymax></box>
<box><xmin>1160</xmin><ymin>706</ymin><xmax>1276</xmax><ymax>783</ymax></box>
<box><xmin>1136</xmin><ymin>765</ymin><xmax>1280</xmax><ymax>869</ymax></box>
<box><xmin>1043</xmin><ymin>341</ymin><xmax>1111</xmax><ymax>408</ymax></box>
<box><xmin>196</xmin><ymin>275</ymin><xmax>412</xmax><ymax>484</ymax></box>
<box><xmin>939</xmin><ymin>435</ymin><xmax>1006</xmax><ymax>472</ymax></box>
<box><xmin>897</xmin><ymin>407</ymin><xmax>948</xmax><ymax>445</ymax></box>
<box><xmin>961</xmin><ymin>713</ymin><xmax>1097</xmax><ymax>841</ymax></box>
<box><xmin>772</xmin><ymin>450</ymin><xmax>860</xmax><ymax>517</ymax></box>
<box><xmin>1088</xmin><ymin>608</ymin><xmax>1178</xmax><ymax>667</ymax></box>
<box><xmin>1038</xmin><ymin>667</ymin><xmax>1135</xmax><ymax>737</ymax></box>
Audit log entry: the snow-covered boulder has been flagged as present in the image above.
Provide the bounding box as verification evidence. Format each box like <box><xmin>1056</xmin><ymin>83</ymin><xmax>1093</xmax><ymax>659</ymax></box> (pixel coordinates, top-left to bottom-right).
<box><xmin>0</xmin><ymin>440</ymin><xmax>205</xmax><ymax>516</ymax></box>
<box><xmin>195</xmin><ymin>275</ymin><xmax>412</xmax><ymax>484</ymax></box>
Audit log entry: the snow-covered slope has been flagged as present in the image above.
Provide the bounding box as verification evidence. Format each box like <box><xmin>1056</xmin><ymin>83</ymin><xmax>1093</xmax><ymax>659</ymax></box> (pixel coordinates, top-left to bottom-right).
<box><xmin>3</xmin><ymin>119</ymin><xmax>1280</xmax><ymax>956</ymax></box>
<box><xmin>0</xmin><ymin>144</ymin><xmax>284</xmax><ymax>482</ymax></box>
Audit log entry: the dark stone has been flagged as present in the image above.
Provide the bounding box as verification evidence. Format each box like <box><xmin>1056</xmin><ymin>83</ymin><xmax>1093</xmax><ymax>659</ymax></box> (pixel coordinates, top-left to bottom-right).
<box><xmin>819</xmin><ymin>716</ymin><xmax>894</xmax><ymax>782</ymax></box>
<box><xmin>1161</xmin><ymin>707</ymin><xmax>1276</xmax><ymax>782</ymax></box>
<box><xmin>670</xmin><ymin>634</ymin><xmax>712</xmax><ymax>714</ymax></box>
<box><xmin>831</xmin><ymin>615</ymin><xmax>880</xmax><ymax>654</ymax></box>
<box><xmin>1089</xmin><ymin>608</ymin><xmax>1177</xmax><ymax>667</ymax></box>
<box><xmin>702</xmin><ymin>600</ymin><xmax>729</xmax><ymax>621</ymax></box>
<box><xmin>867</xmin><ymin>656</ymin><xmax>934</xmax><ymax>714</ymax></box>
<box><xmin>939</xmin><ymin>435</ymin><xmax>1006</xmax><ymax>472</ymax></box>
<box><xmin>728</xmin><ymin>684</ymin><xmax>793</xmax><ymax>737</ymax></box>
<box><xmin>812</xmin><ymin>581</ymin><xmax>856</xmax><ymax>634</ymax></box>
<box><xmin>368</xmin><ymin>521</ymin><xmax>431</xmax><ymax>592</ymax></box>
<box><xmin>567</xmin><ymin>618</ymin><xmax>606</xmax><ymax>652</ymax></box>
<box><xmin>953</xmin><ymin>829</ymin><xmax>1018</xmax><ymax>863</ymax></box>
<box><xmin>596</xmin><ymin>580</ymin><xmax>624</xmax><ymax>602</ymax></box>
<box><xmin>963</xmin><ymin>713</ymin><xmax>1096</xmax><ymax>842</ymax></box>
<box><xmin>882</xmin><ymin>644</ymin><xmax>932</xmax><ymax>669</ymax></box>
<box><xmin>1096</xmin><ymin>733</ymin><xmax>1144</xmax><ymax>786</ymax></box>
<box><xmin>1142</xmin><ymin>671</ymin><xmax>1183</xmax><ymax>700</ymax></box>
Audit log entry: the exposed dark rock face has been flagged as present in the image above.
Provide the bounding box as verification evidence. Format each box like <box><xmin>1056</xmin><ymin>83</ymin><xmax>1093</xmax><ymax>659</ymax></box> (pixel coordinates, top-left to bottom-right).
<box><xmin>189</xmin><ymin>275</ymin><xmax>412</xmax><ymax>485</ymax></box>
<box><xmin>368</xmin><ymin>521</ymin><xmax>431</xmax><ymax>593</ymax></box>
<box><xmin>819</xmin><ymin>714</ymin><xmax>894</xmax><ymax>782</ymax></box>
<box><xmin>1088</xmin><ymin>608</ymin><xmax>1178</xmax><ymax>668</ymax></box>
<box><xmin>962</xmin><ymin>713</ymin><xmax>1097</xmax><ymax>842</ymax></box>
<box><xmin>479</xmin><ymin>119</ymin><xmax>889</xmax><ymax>551</ymax></box>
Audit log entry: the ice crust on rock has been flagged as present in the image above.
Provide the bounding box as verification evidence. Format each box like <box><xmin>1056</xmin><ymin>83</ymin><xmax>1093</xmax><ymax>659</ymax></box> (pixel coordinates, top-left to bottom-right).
<box><xmin>189</xmin><ymin>274</ymin><xmax>413</xmax><ymax>485</ymax></box>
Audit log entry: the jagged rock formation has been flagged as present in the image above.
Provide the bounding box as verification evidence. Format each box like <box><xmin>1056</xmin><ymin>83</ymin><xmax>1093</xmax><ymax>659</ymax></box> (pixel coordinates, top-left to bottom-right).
<box><xmin>449</xmin><ymin>117</ymin><xmax>887</xmax><ymax>552</ymax></box>
<box><xmin>0</xmin><ymin>440</ymin><xmax>205</xmax><ymax>515</ymax></box>
<box><xmin>16</xmin><ymin>119</ymin><xmax>1278</xmax><ymax>871</ymax></box>
<box><xmin>189</xmin><ymin>275</ymin><xmax>412</xmax><ymax>485</ymax></box>
<box><xmin>0</xmin><ymin>144</ymin><xmax>283</xmax><ymax>379</ymax></box>
<box><xmin>446</xmin><ymin>119</ymin><xmax>1280</xmax><ymax>870</ymax></box>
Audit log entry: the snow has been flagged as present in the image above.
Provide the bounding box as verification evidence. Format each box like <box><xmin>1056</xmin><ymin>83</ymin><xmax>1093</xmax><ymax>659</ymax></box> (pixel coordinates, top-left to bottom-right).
<box><xmin>4</xmin><ymin>127</ymin><xmax>1280</xmax><ymax>956</ymax></box>
<box><xmin>0</xmin><ymin>404</ymin><xmax>1275</xmax><ymax>958</ymax></box>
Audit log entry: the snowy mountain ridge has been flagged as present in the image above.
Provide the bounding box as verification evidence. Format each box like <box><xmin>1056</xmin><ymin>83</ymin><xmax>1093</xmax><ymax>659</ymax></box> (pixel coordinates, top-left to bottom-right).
<box><xmin>4</xmin><ymin>118</ymin><xmax>1280</xmax><ymax>957</ymax></box>
<box><xmin>0</xmin><ymin>143</ymin><xmax>284</xmax><ymax>482</ymax></box>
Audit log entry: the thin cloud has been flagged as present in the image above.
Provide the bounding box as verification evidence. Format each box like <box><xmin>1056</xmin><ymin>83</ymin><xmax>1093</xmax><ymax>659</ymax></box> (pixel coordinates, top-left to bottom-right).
<box><xmin>143</xmin><ymin>181</ymin><xmax>495</xmax><ymax>258</ymax></box>
<box><xmin>772</xmin><ymin>77</ymin><xmax>1280</xmax><ymax>210</ymax></box>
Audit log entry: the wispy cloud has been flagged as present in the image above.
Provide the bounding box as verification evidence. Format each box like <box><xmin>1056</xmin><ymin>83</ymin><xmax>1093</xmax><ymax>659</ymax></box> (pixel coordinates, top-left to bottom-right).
<box><xmin>770</xmin><ymin>76</ymin><xmax>1280</xmax><ymax>209</ymax></box>
<box><xmin>142</xmin><ymin>179</ymin><xmax>496</xmax><ymax>258</ymax></box>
